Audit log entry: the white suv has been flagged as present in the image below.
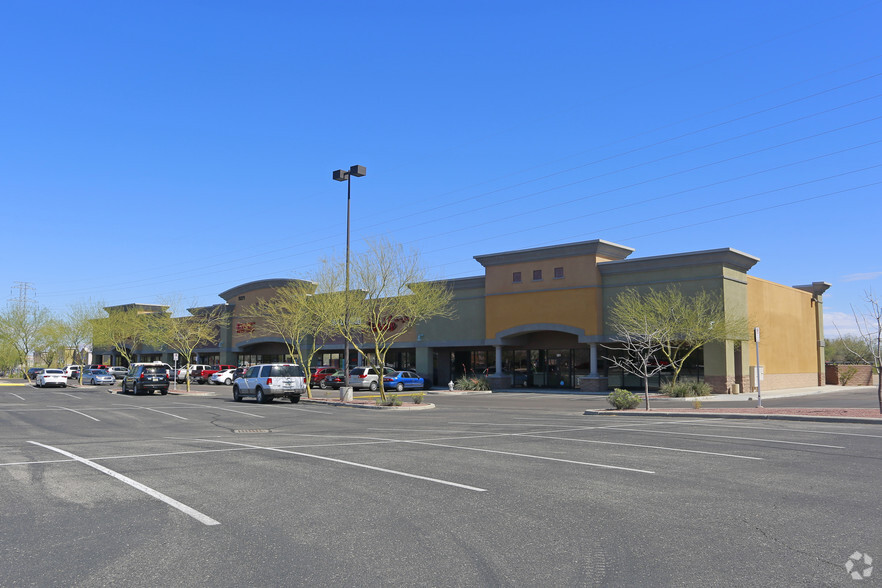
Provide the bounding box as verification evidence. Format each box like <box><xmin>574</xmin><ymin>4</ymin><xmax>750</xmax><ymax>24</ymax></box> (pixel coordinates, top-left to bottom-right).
<box><xmin>232</xmin><ymin>363</ymin><xmax>306</xmax><ymax>404</ymax></box>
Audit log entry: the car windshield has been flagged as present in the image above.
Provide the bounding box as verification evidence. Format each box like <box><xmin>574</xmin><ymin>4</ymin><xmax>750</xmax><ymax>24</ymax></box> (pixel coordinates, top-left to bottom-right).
<box><xmin>92</xmin><ymin>370</ymin><xmax>109</xmax><ymax>375</ymax></box>
<box><xmin>270</xmin><ymin>365</ymin><xmax>304</xmax><ymax>377</ymax></box>
<box><xmin>144</xmin><ymin>367</ymin><xmax>166</xmax><ymax>375</ymax></box>
<box><xmin>45</xmin><ymin>369</ymin><xmax>63</xmax><ymax>374</ymax></box>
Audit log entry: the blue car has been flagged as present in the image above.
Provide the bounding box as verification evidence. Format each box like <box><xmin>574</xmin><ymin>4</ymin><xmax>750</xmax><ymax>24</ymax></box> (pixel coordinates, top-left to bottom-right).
<box><xmin>382</xmin><ymin>370</ymin><xmax>426</xmax><ymax>392</ymax></box>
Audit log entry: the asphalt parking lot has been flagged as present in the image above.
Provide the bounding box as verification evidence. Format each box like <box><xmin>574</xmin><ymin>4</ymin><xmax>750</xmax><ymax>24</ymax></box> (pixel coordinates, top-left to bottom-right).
<box><xmin>2</xmin><ymin>383</ymin><xmax>880</xmax><ymax>586</ymax></box>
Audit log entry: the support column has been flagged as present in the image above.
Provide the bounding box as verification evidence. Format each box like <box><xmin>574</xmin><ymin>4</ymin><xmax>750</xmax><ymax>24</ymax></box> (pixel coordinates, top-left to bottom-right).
<box><xmin>487</xmin><ymin>344</ymin><xmax>508</xmax><ymax>391</ymax></box>
<box><xmin>494</xmin><ymin>345</ymin><xmax>503</xmax><ymax>375</ymax></box>
<box><xmin>590</xmin><ymin>343</ymin><xmax>598</xmax><ymax>376</ymax></box>
<box><xmin>580</xmin><ymin>342</ymin><xmax>608</xmax><ymax>393</ymax></box>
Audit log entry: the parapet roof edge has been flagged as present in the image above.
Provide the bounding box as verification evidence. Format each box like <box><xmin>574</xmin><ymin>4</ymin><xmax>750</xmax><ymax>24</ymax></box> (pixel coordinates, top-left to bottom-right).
<box><xmin>598</xmin><ymin>248</ymin><xmax>760</xmax><ymax>274</ymax></box>
<box><xmin>474</xmin><ymin>239</ymin><xmax>634</xmax><ymax>267</ymax></box>
<box><xmin>219</xmin><ymin>278</ymin><xmax>313</xmax><ymax>301</ymax></box>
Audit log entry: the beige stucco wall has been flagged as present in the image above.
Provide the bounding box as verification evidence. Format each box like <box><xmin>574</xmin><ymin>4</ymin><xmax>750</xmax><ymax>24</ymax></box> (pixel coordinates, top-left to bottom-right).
<box><xmin>486</xmin><ymin>288</ymin><xmax>602</xmax><ymax>338</ymax></box>
<box><xmin>746</xmin><ymin>276</ymin><xmax>820</xmax><ymax>380</ymax></box>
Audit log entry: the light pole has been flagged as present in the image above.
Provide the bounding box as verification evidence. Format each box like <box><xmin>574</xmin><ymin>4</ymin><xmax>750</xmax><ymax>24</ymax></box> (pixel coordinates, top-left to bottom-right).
<box><xmin>332</xmin><ymin>164</ymin><xmax>366</xmax><ymax>389</ymax></box>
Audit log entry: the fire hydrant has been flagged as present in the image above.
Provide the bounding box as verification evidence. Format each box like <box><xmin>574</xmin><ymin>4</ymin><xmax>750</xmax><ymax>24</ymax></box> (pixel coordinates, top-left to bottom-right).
<box><xmin>448</xmin><ymin>380</ymin><xmax>454</xmax><ymax>391</ymax></box>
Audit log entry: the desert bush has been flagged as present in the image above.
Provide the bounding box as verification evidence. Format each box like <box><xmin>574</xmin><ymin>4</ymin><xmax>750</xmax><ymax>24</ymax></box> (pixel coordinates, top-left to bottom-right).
<box><xmin>839</xmin><ymin>365</ymin><xmax>858</xmax><ymax>386</ymax></box>
<box><xmin>411</xmin><ymin>391</ymin><xmax>425</xmax><ymax>404</ymax></box>
<box><xmin>455</xmin><ymin>375</ymin><xmax>491</xmax><ymax>391</ymax></box>
<box><xmin>376</xmin><ymin>394</ymin><xmax>402</xmax><ymax>407</ymax></box>
<box><xmin>662</xmin><ymin>381</ymin><xmax>712</xmax><ymax>397</ymax></box>
<box><xmin>607</xmin><ymin>388</ymin><xmax>641</xmax><ymax>410</ymax></box>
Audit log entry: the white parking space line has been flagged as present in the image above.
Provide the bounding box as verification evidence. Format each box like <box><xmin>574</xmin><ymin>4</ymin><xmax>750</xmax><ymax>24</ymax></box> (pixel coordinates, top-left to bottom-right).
<box><xmin>516</xmin><ymin>433</ymin><xmax>764</xmax><ymax>460</ymax></box>
<box><xmin>606</xmin><ymin>427</ymin><xmax>845</xmax><ymax>448</ymax></box>
<box><xmin>320</xmin><ymin>433</ymin><xmax>656</xmax><ymax>474</ymax></box>
<box><xmin>9</xmin><ymin>393</ymin><xmax>25</xmax><ymax>400</ymax></box>
<box><xmin>52</xmin><ymin>406</ymin><xmax>100</xmax><ymax>422</ymax></box>
<box><xmin>138</xmin><ymin>407</ymin><xmax>189</xmax><ymax>420</ymax></box>
<box><xmin>372</xmin><ymin>426</ymin><xmax>760</xmax><ymax>460</ymax></box>
<box><xmin>53</xmin><ymin>392</ymin><xmax>82</xmax><ymax>399</ymax></box>
<box><xmin>277</xmin><ymin>405</ymin><xmax>329</xmax><ymax>414</ymax></box>
<box><xmin>197</xmin><ymin>438</ymin><xmax>488</xmax><ymax>492</ymax></box>
<box><xmin>678</xmin><ymin>420</ymin><xmax>882</xmax><ymax>439</ymax></box>
<box><xmin>27</xmin><ymin>441</ymin><xmax>220</xmax><ymax>526</ymax></box>
<box><xmin>170</xmin><ymin>403</ymin><xmax>264</xmax><ymax>418</ymax></box>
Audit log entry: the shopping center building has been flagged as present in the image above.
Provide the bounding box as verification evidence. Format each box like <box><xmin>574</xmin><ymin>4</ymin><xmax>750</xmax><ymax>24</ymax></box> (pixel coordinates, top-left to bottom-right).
<box><xmin>95</xmin><ymin>239</ymin><xmax>829</xmax><ymax>394</ymax></box>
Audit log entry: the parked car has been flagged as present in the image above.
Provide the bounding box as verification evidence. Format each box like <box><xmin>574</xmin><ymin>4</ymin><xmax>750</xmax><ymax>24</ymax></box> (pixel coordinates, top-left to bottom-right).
<box><xmin>348</xmin><ymin>366</ymin><xmax>396</xmax><ymax>391</ymax></box>
<box><xmin>232</xmin><ymin>366</ymin><xmax>247</xmax><ymax>381</ymax></box>
<box><xmin>232</xmin><ymin>363</ymin><xmax>305</xmax><ymax>403</ymax></box>
<box><xmin>37</xmin><ymin>369</ymin><xmax>66</xmax><ymax>388</ymax></box>
<box><xmin>121</xmin><ymin>365</ymin><xmax>170</xmax><ymax>395</ymax></box>
<box><xmin>176</xmin><ymin>364</ymin><xmax>210</xmax><ymax>383</ymax></box>
<box><xmin>106</xmin><ymin>366</ymin><xmax>128</xmax><ymax>379</ymax></box>
<box><xmin>322</xmin><ymin>370</ymin><xmax>346</xmax><ymax>389</ymax></box>
<box><xmin>383</xmin><ymin>370</ymin><xmax>426</xmax><ymax>391</ymax></box>
<box><xmin>83</xmin><ymin>368</ymin><xmax>115</xmax><ymax>386</ymax></box>
<box><xmin>209</xmin><ymin>368</ymin><xmax>237</xmax><ymax>385</ymax></box>
<box><xmin>310</xmin><ymin>366</ymin><xmax>339</xmax><ymax>389</ymax></box>
<box><xmin>26</xmin><ymin>367</ymin><xmax>45</xmax><ymax>381</ymax></box>
<box><xmin>195</xmin><ymin>364</ymin><xmax>236</xmax><ymax>384</ymax></box>
<box><xmin>87</xmin><ymin>364</ymin><xmax>108</xmax><ymax>371</ymax></box>
<box><xmin>63</xmin><ymin>365</ymin><xmax>83</xmax><ymax>379</ymax></box>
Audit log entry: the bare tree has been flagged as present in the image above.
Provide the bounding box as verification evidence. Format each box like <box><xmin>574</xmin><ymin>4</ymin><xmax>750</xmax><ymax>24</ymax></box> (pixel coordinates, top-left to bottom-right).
<box><xmin>605</xmin><ymin>312</ymin><xmax>673</xmax><ymax>410</ymax></box>
<box><xmin>608</xmin><ymin>287</ymin><xmax>748</xmax><ymax>385</ymax></box>
<box><xmin>838</xmin><ymin>290</ymin><xmax>882</xmax><ymax>413</ymax></box>
<box><xmin>318</xmin><ymin>238</ymin><xmax>454</xmax><ymax>402</ymax></box>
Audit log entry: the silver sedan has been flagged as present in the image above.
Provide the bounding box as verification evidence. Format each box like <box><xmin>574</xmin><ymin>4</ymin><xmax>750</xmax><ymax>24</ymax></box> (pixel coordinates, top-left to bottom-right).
<box><xmin>83</xmin><ymin>369</ymin><xmax>115</xmax><ymax>386</ymax></box>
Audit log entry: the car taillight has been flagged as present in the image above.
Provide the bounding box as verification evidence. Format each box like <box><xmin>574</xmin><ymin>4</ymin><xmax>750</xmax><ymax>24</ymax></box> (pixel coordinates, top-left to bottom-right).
<box><xmin>358</xmin><ymin>374</ymin><xmax>366</xmax><ymax>378</ymax></box>
<box><xmin>139</xmin><ymin>373</ymin><xmax>145</xmax><ymax>379</ymax></box>
<box><xmin>267</xmin><ymin>377</ymin><xmax>273</xmax><ymax>384</ymax></box>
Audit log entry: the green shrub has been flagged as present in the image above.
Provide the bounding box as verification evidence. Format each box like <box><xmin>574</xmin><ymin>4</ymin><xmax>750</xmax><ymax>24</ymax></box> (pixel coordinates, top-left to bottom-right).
<box><xmin>839</xmin><ymin>365</ymin><xmax>858</xmax><ymax>386</ymax></box>
<box><xmin>608</xmin><ymin>388</ymin><xmax>641</xmax><ymax>410</ymax></box>
<box><xmin>662</xmin><ymin>381</ymin><xmax>712</xmax><ymax>397</ymax></box>
<box><xmin>411</xmin><ymin>391</ymin><xmax>425</xmax><ymax>404</ymax></box>
<box><xmin>455</xmin><ymin>375</ymin><xmax>491</xmax><ymax>391</ymax></box>
<box><xmin>376</xmin><ymin>394</ymin><xmax>403</xmax><ymax>407</ymax></box>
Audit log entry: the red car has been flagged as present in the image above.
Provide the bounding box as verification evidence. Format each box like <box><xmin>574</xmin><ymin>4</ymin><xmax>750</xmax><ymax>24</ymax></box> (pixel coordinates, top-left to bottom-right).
<box><xmin>196</xmin><ymin>364</ymin><xmax>236</xmax><ymax>384</ymax></box>
<box><xmin>310</xmin><ymin>366</ymin><xmax>339</xmax><ymax>389</ymax></box>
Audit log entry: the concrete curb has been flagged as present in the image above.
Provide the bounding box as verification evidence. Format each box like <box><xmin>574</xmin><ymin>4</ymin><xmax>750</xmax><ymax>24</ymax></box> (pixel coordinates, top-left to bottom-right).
<box><xmin>583</xmin><ymin>409</ymin><xmax>882</xmax><ymax>425</ymax></box>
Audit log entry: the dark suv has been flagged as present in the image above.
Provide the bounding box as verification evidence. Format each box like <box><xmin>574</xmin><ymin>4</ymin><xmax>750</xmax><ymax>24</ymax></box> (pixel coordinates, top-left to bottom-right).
<box><xmin>122</xmin><ymin>365</ymin><xmax>170</xmax><ymax>395</ymax></box>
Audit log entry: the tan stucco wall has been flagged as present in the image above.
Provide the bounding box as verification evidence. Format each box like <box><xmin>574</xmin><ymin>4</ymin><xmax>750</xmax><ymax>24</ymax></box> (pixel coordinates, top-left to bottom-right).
<box><xmin>484</xmin><ymin>254</ymin><xmax>603</xmax><ymax>295</ymax></box>
<box><xmin>746</xmin><ymin>276</ymin><xmax>819</xmax><ymax>376</ymax></box>
<box><xmin>486</xmin><ymin>288</ymin><xmax>602</xmax><ymax>338</ymax></box>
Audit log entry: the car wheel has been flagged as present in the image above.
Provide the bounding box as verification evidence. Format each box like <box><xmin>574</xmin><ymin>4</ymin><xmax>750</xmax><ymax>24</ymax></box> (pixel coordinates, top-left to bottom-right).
<box><xmin>319</xmin><ymin>380</ymin><xmax>328</xmax><ymax>390</ymax></box>
<box><xmin>290</xmin><ymin>394</ymin><xmax>300</xmax><ymax>404</ymax></box>
<box><xmin>396</xmin><ymin>383</ymin><xmax>404</xmax><ymax>392</ymax></box>
<box><xmin>62</xmin><ymin>383</ymin><xmax>67</xmax><ymax>388</ymax></box>
<box><xmin>224</xmin><ymin>377</ymin><xmax>231</xmax><ymax>385</ymax></box>
<box><xmin>369</xmin><ymin>381</ymin><xmax>378</xmax><ymax>392</ymax></box>
<box><xmin>160</xmin><ymin>389</ymin><xmax>168</xmax><ymax>395</ymax></box>
<box><xmin>232</xmin><ymin>386</ymin><xmax>241</xmax><ymax>402</ymax></box>
<box><xmin>133</xmin><ymin>383</ymin><xmax>140</xmax><ymax>395</ymax></box>
<box><xmin>256</xmin><ymin>387</ymin><xmax>265</xmax><ymax>404</ymax></box>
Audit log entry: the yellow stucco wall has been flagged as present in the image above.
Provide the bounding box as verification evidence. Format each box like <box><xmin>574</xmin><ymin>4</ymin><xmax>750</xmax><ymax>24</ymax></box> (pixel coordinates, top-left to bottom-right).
<box><xmin>486</xmin><ymin>288</ymin><xmax>602</xmax><ymax>338</ymax></box>
<box><xmin>746</xmin><ymin>276</ymin><xmax>819</xmax><ymax>375</ymax></box>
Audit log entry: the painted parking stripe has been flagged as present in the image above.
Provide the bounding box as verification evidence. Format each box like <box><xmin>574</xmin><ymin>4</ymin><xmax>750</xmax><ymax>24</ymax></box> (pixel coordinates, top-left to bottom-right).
<box><xmin>332</xmin><ymin>434</ymin><xmax>656</xmax><ymax>474</ymax></box>
<box><xmin>679</xmin><ymin>420</ymin><xmax>882</xmax><ymax>439</ymax></box>
<box><xmin>52</xmin><ymin>406</ymin><xmax>100</xmax><ymax>422</ymax></box>
<box><xmin>369</xmin><ymin>427</ymin><xmax>758</xmax><ymax>460</ymax></box>
<box><xmin>197</xmin><ymin>438</ymin><xmax>488</xmax><ymax>492</ymax></box>
<box><xmin>28</xmin><ymin>441</ymin><xmax>220</xmax><ymax>526</ymax></box>
<box><xmin>53</xmin><ymin>392</ymin><xmax>82</xmax><ymax>400</ymax></box>
<box><xmin>8</xmin><ymin>393</ymin><xmax>25</xmax><ymax>400</ymax></box>
<box><xmin>138</xmin><ymin>407</ymin><xmax>189</xmax><ymax>420</ymax></box>
<box><xmin>606</xmin><ymin>427</ymin><xmax>845</xmax><ymax>449</ymax></box>
<box><xmin>171</xmin><ymin>403</ymin><xmax>264</xmax><ymax>418</ymax></box>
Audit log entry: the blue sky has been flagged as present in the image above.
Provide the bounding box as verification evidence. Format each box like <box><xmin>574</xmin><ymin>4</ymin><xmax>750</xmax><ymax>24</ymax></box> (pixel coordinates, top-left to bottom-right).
<box><xmin>2</xmin><ymin>1</ymin><xmax>880</xmax><ymax>336</ymax></box>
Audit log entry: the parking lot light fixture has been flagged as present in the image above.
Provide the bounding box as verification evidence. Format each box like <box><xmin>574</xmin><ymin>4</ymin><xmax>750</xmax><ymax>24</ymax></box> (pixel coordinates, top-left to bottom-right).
<box><xmin>332</xmin><ymin>164</ymin><xmax>366</xmax><ymax>389</ymax></box>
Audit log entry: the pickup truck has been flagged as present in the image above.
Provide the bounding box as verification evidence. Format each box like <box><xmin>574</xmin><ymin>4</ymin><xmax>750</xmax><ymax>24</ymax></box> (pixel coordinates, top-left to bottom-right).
<box><xmin>195</xmin><ymin>364</ymin><xmax>236</xmax><ymax>384</ymax></box>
